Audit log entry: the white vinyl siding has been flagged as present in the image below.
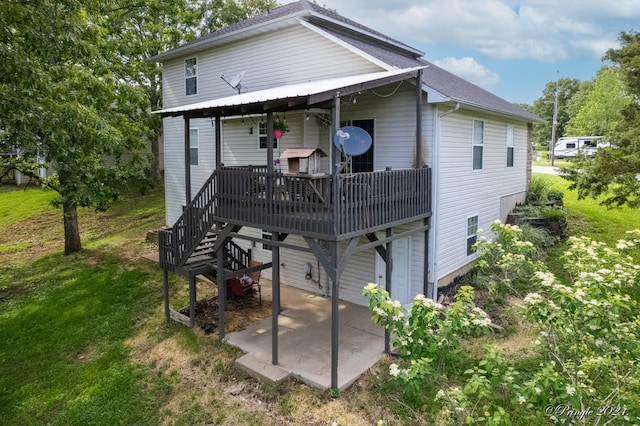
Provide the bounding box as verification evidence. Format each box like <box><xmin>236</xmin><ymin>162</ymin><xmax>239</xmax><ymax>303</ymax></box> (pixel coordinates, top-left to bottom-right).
<box><xmin>436</xmin><ymin>109</ymin><xmax>528</xmax><ymax>283</ymax></box>
<box><xmin>162</xmin><ymin>25</ymin><xmax>379</xmax><ymax>110</ymax></box>
<box><xmin>472</xmin><ymin>119</ymin><xmax>484</xmax><ymax>170</ymax></box>
<box><xmin>185</xmin><ymin>57</ymin><xmax>197</xmax><ymax>96</ymax></box>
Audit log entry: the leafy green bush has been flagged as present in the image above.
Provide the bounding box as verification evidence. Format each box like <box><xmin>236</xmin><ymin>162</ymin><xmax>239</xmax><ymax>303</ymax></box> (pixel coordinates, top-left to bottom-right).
<box><xmin>473</xmin><ymin>221</ymin><xmax>546</xmax><ymax>297</ymax></box>
<box><xmin>363</xmin><ymin>284</ymin><xmax>492</xmax><ymax>397</ymax></box>
<box><xmin>546</xmin><ymin>188</ymin><xmax>564</xmax><ymax>202</ymax></box>
<box><xmin>526</xmin><ymin>175</ymin><xmax>550</xmax><ymax>204</ymax></box>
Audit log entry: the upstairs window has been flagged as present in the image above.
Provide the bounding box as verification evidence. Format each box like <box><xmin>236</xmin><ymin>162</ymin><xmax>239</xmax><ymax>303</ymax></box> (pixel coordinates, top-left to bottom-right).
<box><xmin>467</xmin><ymin>215</ymin><xmax>479</xmax><ymax>256</ymax></box>
<box><xmin>472</xmin><ymin>119</ymin><xmax>484</xmax><ymax>170</ymax></box>
<box><xmin>189</xmin><ymin>128</ymin><xmax>199</xmax><ymax>166</ymax></box>
<box><xmin>185</xmin><ymin>58</ymin><xmax>197</xmax><ymax>96</ymax></box>
<box><xmin>506</xmin><ymin>125</ymin><xmax>514</xmax><ymax>167</ymax></box>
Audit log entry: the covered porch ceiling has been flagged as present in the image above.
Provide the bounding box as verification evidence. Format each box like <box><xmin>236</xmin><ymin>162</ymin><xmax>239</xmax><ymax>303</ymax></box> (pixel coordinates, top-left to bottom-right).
<box><xmin>156</xmin><ymin>66</ymin><xmax>427</xmax><ymax>118</ymax></box>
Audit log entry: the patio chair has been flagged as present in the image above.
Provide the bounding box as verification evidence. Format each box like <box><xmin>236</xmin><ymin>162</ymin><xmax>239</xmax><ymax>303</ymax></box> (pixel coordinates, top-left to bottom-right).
<box><xmin>228</xmin><ymin>276</ymin><xmax>260</xmax><ymax>305</ymax></box>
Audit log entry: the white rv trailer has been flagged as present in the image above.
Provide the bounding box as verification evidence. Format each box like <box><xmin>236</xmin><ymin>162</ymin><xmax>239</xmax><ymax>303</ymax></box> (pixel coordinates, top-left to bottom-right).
<box><xmin>553</xmin><ymin>136</ymin><xmax>604</xmax><ymax>159</ymax></box>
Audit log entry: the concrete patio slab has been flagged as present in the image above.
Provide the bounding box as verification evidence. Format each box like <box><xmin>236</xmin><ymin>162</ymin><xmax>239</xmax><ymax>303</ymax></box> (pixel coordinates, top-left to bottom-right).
<box><xmin>227</xmin><ymin>282</ymin><xmax>386</xmax><ymax>390</ymax></box>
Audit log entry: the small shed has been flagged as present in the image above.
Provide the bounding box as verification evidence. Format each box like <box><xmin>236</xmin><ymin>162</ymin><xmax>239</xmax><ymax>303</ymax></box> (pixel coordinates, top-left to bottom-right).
<box><xmin>280</xmin><ymin>148</ymin><xmax>327</xmax><ymax>174</ymax></box>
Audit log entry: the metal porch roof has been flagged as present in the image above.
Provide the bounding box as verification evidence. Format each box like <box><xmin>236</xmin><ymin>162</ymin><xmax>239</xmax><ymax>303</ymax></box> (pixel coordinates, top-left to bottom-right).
<box><xmin>156</xmin><ymin>66</ymin><xmax>426</xmax><ymax>118</ymax></box>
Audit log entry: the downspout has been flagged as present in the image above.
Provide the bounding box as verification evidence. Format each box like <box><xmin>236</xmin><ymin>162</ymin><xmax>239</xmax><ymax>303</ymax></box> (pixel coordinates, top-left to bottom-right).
<box><xmin>431</xmin><ymin>102</ymin><xmax>459</xmax><ymax>301</ymax></box>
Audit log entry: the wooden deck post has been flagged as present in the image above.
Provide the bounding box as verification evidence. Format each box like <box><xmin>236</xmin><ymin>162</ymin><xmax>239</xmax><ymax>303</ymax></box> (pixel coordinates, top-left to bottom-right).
<box><xmin>217</xmin><ymin>222</ymin><xmax>226</xmax><ymax>338</ymax></box>
<box><xmin>329</xmin><ymin>240</ymin><xmax>340</xmax><ymax>390</ymax></box>
<box><xmin>415</xmin><ymin>68</ymin><xmax>423</xmax><ymax>168</ymax></box>
<box><xmin>384</xmin><ymin>228</ymin><xmax>393</xmax><ymax>354</ymax></box>
<box><xmin>163</xmin><ymin>269</ymin><xmax>170</xmax><ymax>323</ymax></box>
<box><xmin>272</xmin><ymin>232</ymin><xmax>280</xmax><ymax>365</ymax></box>
<box><xmin>184</xmin><ymin>116</ymin><xmax>191</xmax><ymax>204</ymax></box>
<box><xmin>189</xmin><ymin>274</ymin><xmax>196</xmax><ymax>328</ymax></box>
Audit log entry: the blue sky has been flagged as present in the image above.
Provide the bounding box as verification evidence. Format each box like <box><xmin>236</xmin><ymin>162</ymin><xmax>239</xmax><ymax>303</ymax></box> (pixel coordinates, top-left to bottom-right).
<box><xmin>281</xmin><ymin>0</ymin><xmax>640</xmax><ymax>105</ymax></box>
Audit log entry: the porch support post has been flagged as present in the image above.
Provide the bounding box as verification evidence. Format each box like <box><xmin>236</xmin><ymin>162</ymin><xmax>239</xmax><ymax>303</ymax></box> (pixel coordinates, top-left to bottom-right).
<box><xmin>385</xmin><ymin>228</ymin><xmax>393</xmax><ymax>354</ymax></box>
<box><xmin>188</xmin><ymin>274</ymin><xmax>196</xmax><ymax>328</ymax></box>
<box><xmin>217</xmin><ymin>222</ymin><xmax>226</xmax><ymax>339</ymax></box>
<box><xmin>266</xmin><ymin>112</ymin><xmax>274</xmax><ymax>201</ymax></box>
<box><xmin>331</xmin><ymin>93</ymin><xmax>341</xmax><ymax>175</ymax></box>
<box><xmin>415</xmin><ymin>69</ymin><xmax>423</xmax><ymax>168</ymax></box>
<box><xmin>184</xmin><ymin>116</ymin><xmax>191</xmax><ymax>203</ymax></box>
<box><xmin>215</xmin><ymin>113</ymin><xmax>222</xmax><ymax>169</ymax></box>
<box><xmin>163</xmin><ymin>269</ymin><xmax>170</xmax><ymax>323</ymax></box>
<box><xmin>329</xmin><ymin>240</ymin><xmax>340</xmax><ymax>390</ymax></box>
<box><xmin>423</xmin><ymin>219</ymin><xmax>430</xmax><ymax>297</ymax></box>
<box><xmin>272</xmin><ymin>232</ymin><xmax>280</xmax><ymax>365</ymax></box>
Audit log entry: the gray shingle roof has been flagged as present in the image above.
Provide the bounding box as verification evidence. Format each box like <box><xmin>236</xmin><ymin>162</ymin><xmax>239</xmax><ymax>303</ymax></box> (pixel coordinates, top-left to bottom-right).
<box><xmin>153</xmin><ymin>0</ymin><xmax>541</xmax><ymax>123</ymax></box>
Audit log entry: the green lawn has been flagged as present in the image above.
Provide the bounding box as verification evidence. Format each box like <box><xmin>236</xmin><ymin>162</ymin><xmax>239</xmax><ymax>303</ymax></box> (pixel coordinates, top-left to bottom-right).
<box><xmin>0</xmin><ymin>186</ymin><xmax>58</xmax><ymax>229</ymax></box>
<box><xmin>1</xmin><ymin>179</ymin><xmax>639</xmax><ymax>425</ymax></box>
<box><xmin>534</xmin><ymin>174</ymin><xmax>640</xmax><ymax>249</ymax></box>
<box><xmin>0</xmin><ymin>187</ymin><xmax>170</xmax><ymax>425</ymax></box>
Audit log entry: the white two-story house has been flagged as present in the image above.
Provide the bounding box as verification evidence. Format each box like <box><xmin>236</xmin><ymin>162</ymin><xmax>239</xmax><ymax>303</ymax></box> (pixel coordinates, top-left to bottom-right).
<box><xmin>152</xmin><ymin>0</ymin><xmax>543</xmax><ymax>390</ymax></box>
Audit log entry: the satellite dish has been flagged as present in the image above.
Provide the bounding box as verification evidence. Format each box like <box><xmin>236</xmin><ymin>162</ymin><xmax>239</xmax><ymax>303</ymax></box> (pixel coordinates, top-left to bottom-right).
<box><xmin>333</xmin><ymin>126</ymin><xmax>372</xmax><ymax>156</ymax></box>
<box><xmin>220</xmin><ymin>71</ymin><xmax>246</xmax><ymax>93</ymax></box>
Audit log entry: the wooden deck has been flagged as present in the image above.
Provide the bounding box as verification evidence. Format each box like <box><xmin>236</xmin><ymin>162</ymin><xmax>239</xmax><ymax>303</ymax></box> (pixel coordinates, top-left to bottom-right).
<box><xmin>159</xmin><ymin>166</ymin><xmax>431</xmax><ymax>271</ymax></box>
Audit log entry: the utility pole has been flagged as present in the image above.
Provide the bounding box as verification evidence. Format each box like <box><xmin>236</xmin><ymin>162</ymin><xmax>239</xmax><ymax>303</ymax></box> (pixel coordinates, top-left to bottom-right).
<box><xmin>550</xmin><ymin>81</ymin><xmax>559</xmax><ymax>167</ymax></box>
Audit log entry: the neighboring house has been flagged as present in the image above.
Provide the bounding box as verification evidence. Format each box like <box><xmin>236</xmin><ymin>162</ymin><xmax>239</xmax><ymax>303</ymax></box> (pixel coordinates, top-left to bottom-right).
<box><xmin>151</xmin><ymin>0</ymin><xmax>543</xmax><ymax>390</ymax></box>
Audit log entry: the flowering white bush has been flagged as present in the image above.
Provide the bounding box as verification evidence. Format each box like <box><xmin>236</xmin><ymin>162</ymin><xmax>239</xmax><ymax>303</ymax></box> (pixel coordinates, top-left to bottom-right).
<box><xmin>363</xmin><ymin>284</ymin><xmax>493</xmax><ymax>397</ymax></box>
<box><xmin>521</xmin><ymin>234</ymin><xmax>640</xmax><ymax>416</ymax></box>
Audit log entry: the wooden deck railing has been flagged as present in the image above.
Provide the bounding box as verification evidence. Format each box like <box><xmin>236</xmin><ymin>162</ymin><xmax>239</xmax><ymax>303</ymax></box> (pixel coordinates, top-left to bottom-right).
<box><xmin>160</xmin><ymin>166</ymin><xmax>431</xmax><ymax>270</ymax></box>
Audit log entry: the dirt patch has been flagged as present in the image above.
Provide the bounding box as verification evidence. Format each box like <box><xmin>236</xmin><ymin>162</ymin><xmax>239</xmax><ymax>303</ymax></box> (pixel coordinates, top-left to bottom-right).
<box><xmin>177</xmin><ymin>295</ymin><xmax>272</xmax><ymax>334</ymax></box>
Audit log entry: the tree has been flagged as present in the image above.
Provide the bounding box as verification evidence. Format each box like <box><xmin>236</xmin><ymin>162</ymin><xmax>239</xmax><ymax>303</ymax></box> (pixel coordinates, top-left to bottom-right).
<box><xmin>106</xmin><ymin>0</ymin><xmax>277</xmax><ymax>183</ymax></box>
<box><xmin>0</xmin><ymin>0</ymin><xmax>151</xmax><ymax>254</ymax></box>
<box><xmin>530</xmin><ymin>78</ymin><xmax>581</xmax><ymax>148</ymax></box>
<box><xmin>561</xmin><ymin>32</ymin><xmax>640</xmax><ymax>208</ymax></box>
<box><xmin>565</xmin><ymin>67</ymin><xmax>632</xmax><ymax>136</ymax></box>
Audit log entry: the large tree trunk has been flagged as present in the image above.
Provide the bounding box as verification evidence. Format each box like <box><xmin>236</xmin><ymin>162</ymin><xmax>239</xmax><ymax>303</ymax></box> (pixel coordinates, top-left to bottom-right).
<box><xmin>150</xmin><ymin>133</ymin><xmax>162</xmax><ymax>183</ymax></box>
<box><xmin>63</xmin><ymin>199</ymin><xmax>82</xmax><ymax>255</ymax></box>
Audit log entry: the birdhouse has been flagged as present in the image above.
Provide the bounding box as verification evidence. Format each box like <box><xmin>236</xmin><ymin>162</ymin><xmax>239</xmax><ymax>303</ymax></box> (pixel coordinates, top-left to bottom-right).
<box><xmin>280</xmin><ymin>148</ymin><xmax>327</xmax><ymax>175</ymax></box>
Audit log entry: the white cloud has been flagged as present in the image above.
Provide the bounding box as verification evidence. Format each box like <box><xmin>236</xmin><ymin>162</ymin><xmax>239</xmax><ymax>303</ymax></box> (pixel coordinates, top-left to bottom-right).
<box><xmin>433</xmin><ymin>57</ymin><xmax>501</xmax><ymax>87</ymax></box>
<box><xmin>309</xmin><ymin>0</ymin><xmax>633</xmax><ymax>63</ymax></box>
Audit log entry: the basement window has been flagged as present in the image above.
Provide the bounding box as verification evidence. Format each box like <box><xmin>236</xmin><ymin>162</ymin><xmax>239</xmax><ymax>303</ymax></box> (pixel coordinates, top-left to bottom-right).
<box><xmin>467</xmin><ymin>215</ymin><xmax>478</xmax><ymax>256</ymax></box>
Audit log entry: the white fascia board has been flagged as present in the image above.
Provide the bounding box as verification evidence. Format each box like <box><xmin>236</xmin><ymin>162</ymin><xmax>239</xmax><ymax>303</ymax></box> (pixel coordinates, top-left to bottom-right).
<box><xmin>299</xmin><ymin>20</ymin><xmax>393</xmax><ymax>71</ymax></box>
<box><xmin>423</xmin><ymin>84</ymin><xmax>449</xmax><ymax>103</ymax></box>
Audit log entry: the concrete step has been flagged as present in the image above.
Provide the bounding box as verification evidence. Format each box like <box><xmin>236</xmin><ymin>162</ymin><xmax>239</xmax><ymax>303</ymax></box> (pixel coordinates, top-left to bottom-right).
<box><xmin>235</xmin><ymin>353</ymin><xmax>290</xmax><ymax>384</ymax></box>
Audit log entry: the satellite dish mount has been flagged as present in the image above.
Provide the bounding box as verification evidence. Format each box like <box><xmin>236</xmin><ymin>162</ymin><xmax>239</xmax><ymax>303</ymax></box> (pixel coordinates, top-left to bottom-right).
<box><xmin>220</xmin><ymin>71</ymin><xmax>246</xmax><ymax>94</ymax></box>
<box><xmin>333</xmin><ymin>126</ymin><xmax>372</xmax><ymax>173</ymax></box>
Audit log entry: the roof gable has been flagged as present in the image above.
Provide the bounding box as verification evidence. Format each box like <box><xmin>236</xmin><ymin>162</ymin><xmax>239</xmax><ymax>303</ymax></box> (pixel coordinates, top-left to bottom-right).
<box><xmin>152</xmin><ymin>0</ymin><xmax>542</xmax><ymax>123</ymax></box>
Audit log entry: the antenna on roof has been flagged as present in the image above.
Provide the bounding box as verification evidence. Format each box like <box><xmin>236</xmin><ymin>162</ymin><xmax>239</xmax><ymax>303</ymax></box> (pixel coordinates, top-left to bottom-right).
<box><xmin>220</xmin><ymin>71</ymin><xmax>246</xmax><ymax>94</ymax></box>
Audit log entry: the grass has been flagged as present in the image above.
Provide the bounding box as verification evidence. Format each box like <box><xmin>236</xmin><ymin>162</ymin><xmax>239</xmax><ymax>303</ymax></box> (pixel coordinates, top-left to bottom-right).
<box><xmin>1</xmin><ymin>177</ymin><xmax>639</xmax><ymax>425</ymax></box>
<box><xmin>0</xmin><ymin>186</ymin><xmax>58</xmax><ymax>229</ymax></box>
<box><xmin>533</xmin><ymin>174</ymin><xmax>640</xmax><ymax>249</ymax></box>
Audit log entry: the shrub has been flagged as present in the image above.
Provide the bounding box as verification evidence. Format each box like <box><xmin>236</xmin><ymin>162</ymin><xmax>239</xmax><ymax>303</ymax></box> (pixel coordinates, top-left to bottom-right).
<box><xmin>363</xmin><ymin>284</ymin><xmax>493</xmax><ymax>396</ymax></box>
<box><xmin>473</xmin><ymin>220</ymin><xmax>546</xmax><ymax>297</ymax></box>
<box><xmin>546</xmin><ymin>188</ymin><xmax>564</xmax><ymax>202</ymax></box>
<box><xmin>526</xmin><ymin>175</ymin><xmax>550</xmax><ymax>204</ymax></box>
<box><xmin>539</xmin><ymin>205</ymin><xmax>565</xmax><ymax>221</ymax></box>
<box><xmin>518</xmin><ymin>223</ymin><xmax>557</xmax><ymax>249</ymax></box>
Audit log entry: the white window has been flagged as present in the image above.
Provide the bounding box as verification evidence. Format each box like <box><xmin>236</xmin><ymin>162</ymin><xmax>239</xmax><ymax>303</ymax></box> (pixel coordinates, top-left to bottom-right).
<box><xmin>189</xmin><ymin>128</ymin><xmax>199</xmax><ymax>166</ymax></box>
<box><xmin>261</xmin><ymin>230</ymin><xmax>272</xmax><ymax>250</ymax></box>
<box><xmin>506</xmin><ymin>125</ymin><xmax>514</xmax><ymax>167</ymax></box>
<box><xmin>472</xmin><ymin>119</ymin><xmax>484</xmax><ymax>170</ymax></box>
<box><xmin>258</xmin><ymin>122</ymin><xmax>278</xmax><ymax>149</ymax></box>
<box><xmin>185</xmin><ymin>58</ymin><xmax>197</xmax><ymax>96</ymax></box>
<box><xmin>466</xmin><ymin>215</ymin><xmax>478</xmax><ymax>256</ymax></box>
